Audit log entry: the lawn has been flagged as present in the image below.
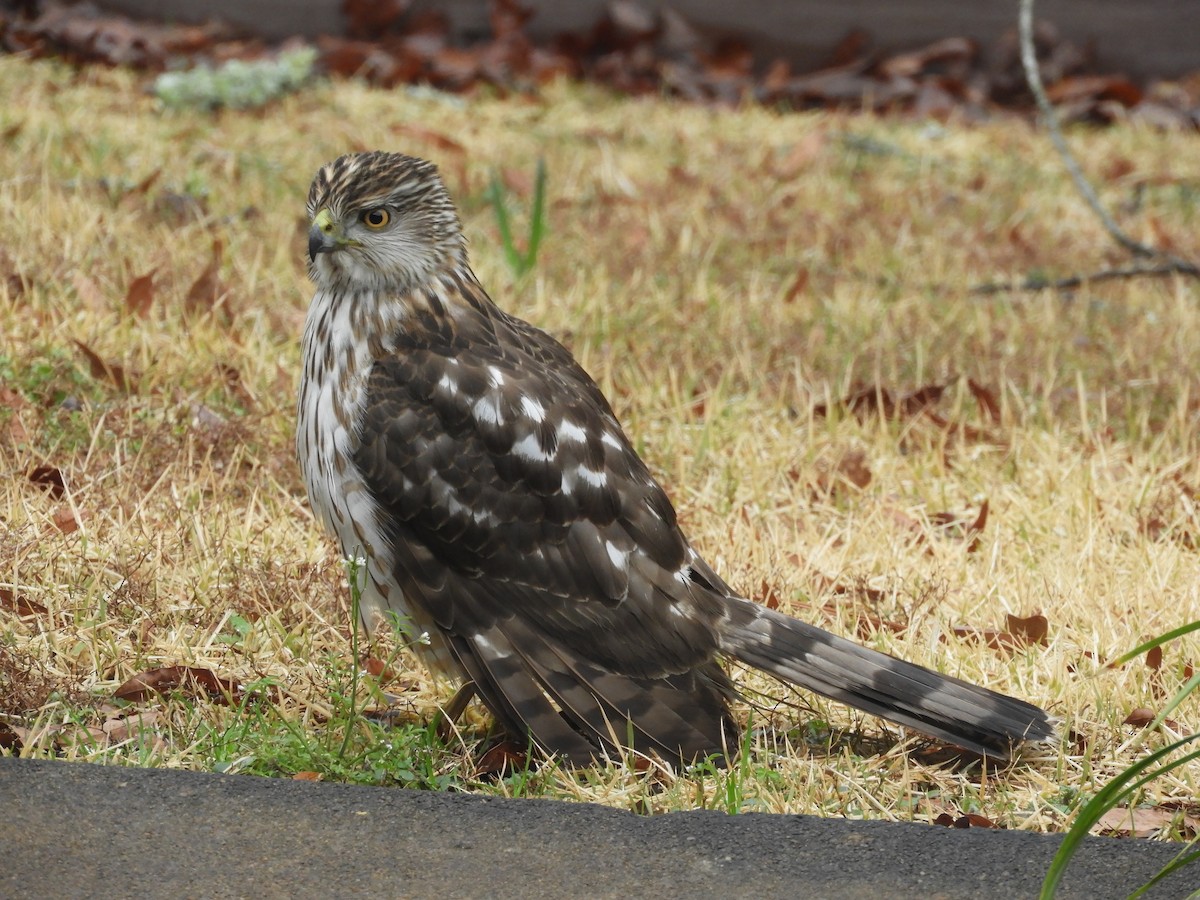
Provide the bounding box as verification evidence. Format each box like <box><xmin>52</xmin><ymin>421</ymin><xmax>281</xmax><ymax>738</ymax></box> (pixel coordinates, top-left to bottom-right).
<box><xmin>2</xmin><ymin>55</ymin><xmax>1199</xmax><ymax>835</ymax></box>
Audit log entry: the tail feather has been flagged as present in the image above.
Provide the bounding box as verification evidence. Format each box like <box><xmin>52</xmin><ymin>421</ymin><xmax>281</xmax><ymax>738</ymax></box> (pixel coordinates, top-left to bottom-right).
<box><xmin>719</xmin><ymin>596</ymin><xmax>1054</xmax><ymax>758</ymax></box>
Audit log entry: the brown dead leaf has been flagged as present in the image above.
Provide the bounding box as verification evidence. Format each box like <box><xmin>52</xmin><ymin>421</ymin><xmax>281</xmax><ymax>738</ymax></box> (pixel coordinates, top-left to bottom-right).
<box><xmin>114</xmin><ymin>665</ymin><xmax>242</xmax><ymax>705</ymax></box>
<box><xmin>293</xmin><ymin>771</ymin><xmax>324</xmax><ymax>782</ymax></box>
<box><xmin>782</xmin><ymin>267</ymin><xmax>809</xmax><ymax>304</ymax></box>
<box><xmin>0</xmin><ymin>586</ymin><xmax>48</xmax><ymax>618</ymax></box>
<box><xmin>50</xmin><ymin>505</ymin><xmax>80</xmax><ymax>534</ymax></box>
<box><xmin>362</xmin><ymin>655</ymin><xmax>400</xmax><ymax>684</ymax></box>
<box><xmin>185</xmin><ymin>239</ymin><xmax>230</xmax><ymax>317</ymax></box>
<box><xmin>933</xmin><ymin>811</ymin><xmax>998</xmax><ymax>828</ymax></box>
<box><xmin>1005</xmin><ymin>613</ymin><xmax>1049</xmax><ymax>647</ymax></box>
<box><xmin>930</xmin><ymin>500</ymin><xmax>988</xmax><ymax>551</ymax></box>
<box><xmin>1146</xmin><ymin>644</ymin><xmax>1163</xmax><ymax>671</ymax></box>
<box><xmin>878</xmin><ymin>37</ymin><xmax>977</xmax><ymax>79</ymax></box>
<box><xmin>967</xmin><ymin>379</ymin><xmax>1001</xmax><ymax>422</ymax></box>
<box><xmin>28</xmin><ymin>464</ymin><xmax>66</xmax><ymax>499</ymax></box>
<box><xmin>124</xmin><ymin>269</ymin><xmax>156</xmax><ymax>318</ymax></box>
<box><xmin>812</xmin><ymin>382</ymin><xmax>946</xmax><ymax>421</ymax></box>
<box><xmin>811</xmin><ymin>450</ymin><xmax>872</xmax><ymax>497</ymax></box>
<box><xmin>102</xmin><ymin>709</ymin><xmax>163</xmax><ymax>744</ymax></box>
<box><xmin>476</xmin><ymin>740</ymin><xmax>527</xmax><ymax>776</ymax></box>
<box><xmin>1047</xmin><ymin>75</ymin><xmax>1142</xmax><ymax>108</ymax></box>
<box><xmin>1123</xmin><ymin>708</ymin><xmax>1157</xmax><ymax>728</ymax></box>
<box><xmin>1095</xmin><ymin>806</ymin><xmax>1200</xmax><ymax>839</ymax></box>
<box><xmin>755</xmin><ymin>578</ymin><xmax>783</xmax><ymax>611</ymax></box>
<box><xmin>72</xmin><ymin>339</ymin><xmax>136</xmax><ymax>392</ymax></box>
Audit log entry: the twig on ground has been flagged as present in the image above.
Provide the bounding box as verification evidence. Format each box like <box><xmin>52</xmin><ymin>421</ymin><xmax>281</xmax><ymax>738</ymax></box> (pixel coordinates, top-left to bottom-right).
<box><xmin>970</xmin><ymin>263</ymin><xmax>1195</xmax><ymax>296</ymax></box>
<box><xmin>978</xmin><ymin>0</ymin><xmax>1199</xmax><ymax>294</ymax></box>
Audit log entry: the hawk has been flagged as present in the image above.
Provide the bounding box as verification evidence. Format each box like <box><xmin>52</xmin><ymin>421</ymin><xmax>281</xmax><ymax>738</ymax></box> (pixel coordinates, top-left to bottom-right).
<box><xmin>298</xmin><ymin>150</ymin><xmax>1053</xmax><ymax>766</ymax></box>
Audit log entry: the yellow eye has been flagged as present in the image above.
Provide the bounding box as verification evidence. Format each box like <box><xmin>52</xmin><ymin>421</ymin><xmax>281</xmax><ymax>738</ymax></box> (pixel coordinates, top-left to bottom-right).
<box><xmin>361</xmin><ymin>208</ymin><xmax>390</xmax><ymax>229</ymax></box>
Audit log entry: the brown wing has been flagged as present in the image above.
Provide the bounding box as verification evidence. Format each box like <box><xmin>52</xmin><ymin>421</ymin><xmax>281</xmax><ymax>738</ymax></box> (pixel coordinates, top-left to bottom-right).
<box><xmin>351</xmin><ymin>308</ymin><xmax>737</xmax><ymax>762</ymax></box>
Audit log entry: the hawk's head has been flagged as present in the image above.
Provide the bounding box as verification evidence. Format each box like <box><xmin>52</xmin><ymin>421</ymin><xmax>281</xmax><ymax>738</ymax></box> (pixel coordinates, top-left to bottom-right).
<box><xmin>306</xmin><ymin>151</ymin><xmax>466</xmax><ymax>292</ymax></box>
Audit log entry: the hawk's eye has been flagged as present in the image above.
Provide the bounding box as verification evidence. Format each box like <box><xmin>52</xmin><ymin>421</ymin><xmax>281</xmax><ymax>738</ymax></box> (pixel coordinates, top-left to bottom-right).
<box><xmin>361</xmin><ymin>208</ymin><xmax>391</xmax><ymax>229</ymax></box>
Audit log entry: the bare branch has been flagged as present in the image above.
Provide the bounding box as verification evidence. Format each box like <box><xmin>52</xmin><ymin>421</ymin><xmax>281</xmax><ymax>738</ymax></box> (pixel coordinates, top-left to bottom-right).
<box><xmin>1017</xmin><ymin>0</ymin><xmax>1197</xmax><ymax>276</ymax></box>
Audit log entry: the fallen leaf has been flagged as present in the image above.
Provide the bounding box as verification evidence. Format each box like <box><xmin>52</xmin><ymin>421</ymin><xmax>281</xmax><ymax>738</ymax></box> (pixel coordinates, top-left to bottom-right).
<box><xmin>1005</xmin><ymin>613</ymin><xmax>1049</xmax><ymax>647</ymax></box>
<box><xmin>475</xmin><ymin>740</ymin><xmax>527</xmax><ymax>776</ymax></box>
<box><xmin>1003</xmin><ymin>614</ymin><xmax>1051</xmax><ymax>648</ymax></box>
<box><xmin>362</xmin><ymin>655</ymin><xmax>400</xmax><ymax>683</ymax></box>
<box><xmin>1146</xmin><ymin>644</ymin><xmax>1163</xmax><ymax>671</ymax></box>
<box><xmin>1095</xmin><ymin>805</ymin><xmax>1200</xmax><ymax>839</ymax></box>
<box><xmin>967</xmin><ymin>379</ymin><xmax>1001</xmax><ymax>422</ymax></box>
<box><xmin>28</xmin><ymin>464</ymin><xmax>66</xmax><ymax>499</ymax></box>
<box><xmin>811</xmin><ymin>450</ymin><xmax>872</xmax><ymax>496</ymax></box>
<box><xmin>185</xmin><ymin>239</ymin><xmax>230</xmax><ymax>317</ymax></box>
<box><xmin>102</xmin><ymin>709</ymin><xmax>163</xmax><ymax>744</ymax></box>
<box><xmin>124</xmin><ymin>269</ymin><xmax>156</xmax><ymax>318</ymax></box>
<box><xmin>955</xmin><ymin>813</ymin><xmax>998</xmax><ymax>829</ymax></box>
<box><xmin>0</xmin><ymin>587</ymin><xmax>49</xmax><ymax>618</ymax></box>
<box><xmin>293</xmin><ymin>771</ymin><xmax>324</xmax><ymax>782</ymax></box>
<box><xmin>114</xmin><ymin>665</ymin><xmax>242</xmax><ymax>705</ymax></box>
<box><xmin>50</xmin><ymin>505</ymin><xmax>80</xmax><ymax>534</ymax></box>
<box><xmin>782</xmin><ymin>267</ymin><xmax>809</xmax><ymax>304</ymax></box>
<box><xmin>72</xmin><ymin>339</ymin><xmax>136</xmax><ymax>392</ymax></box>
<box><xmin>755</xmin><ymin>578</ymin><xmax>782</xmax><ymax>611</ymax></box>
<box><xmin>1123</xmin><ymin>708</ymin><xmax>1156</xmax><ymax>728</ymax></box>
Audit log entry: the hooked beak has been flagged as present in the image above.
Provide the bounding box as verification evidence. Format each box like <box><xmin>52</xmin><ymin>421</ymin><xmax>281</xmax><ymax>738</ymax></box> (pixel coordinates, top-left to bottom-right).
<box><xmin>308</xmin><ymin>208</ymin><xmax>345</xmax><ymax>262</ymax></box>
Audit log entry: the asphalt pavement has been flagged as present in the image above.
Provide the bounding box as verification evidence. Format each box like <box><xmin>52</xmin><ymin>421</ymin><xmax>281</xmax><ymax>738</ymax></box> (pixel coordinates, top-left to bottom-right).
<box><xmin>1</xmin><ymin>757</ymin><xmax>1195</xmax><ymax>899</ymax></box>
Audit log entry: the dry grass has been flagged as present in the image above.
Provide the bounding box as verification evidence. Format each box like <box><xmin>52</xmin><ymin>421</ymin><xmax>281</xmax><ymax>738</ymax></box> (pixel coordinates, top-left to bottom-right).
<box><xmin>2</xmin><ymin>57</ymin><xmax>1200</xmax><ymax>834</ymax></box>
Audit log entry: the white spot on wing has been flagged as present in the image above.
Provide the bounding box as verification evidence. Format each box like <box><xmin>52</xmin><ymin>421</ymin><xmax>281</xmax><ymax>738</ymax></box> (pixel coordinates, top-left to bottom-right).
<box><xmin>437</xmin><ymin>373</ymin><xmax>458</xmax><ymax>396</ymax></box>
<box><xmin>487</xmin><ymin>365</ymin><xmax>505</xmax><ymax>387</ymax></box>
<box><xmin>562</xmin><ymin>465</ymin><xmax>607</xmax><ymax>493</ymax></box>
<box><xmin>473</xmin><ymin>395</ymin><xmax>504</xmax><ymax>426</ymax></box>
<box><xmin>513</xmin><ymin>433</ymin><xmax>554</xmax><ymax>462</ymax></box>
<box><xmin>578</xmin><ymin>466</ymin><xmax>607</xmax><ymax>487</ymax></box>
<box><xmin>520</xmin><ymin>395</ymin><xmax>546</xmax><ymax>422</ymax></box>
<box><xmin>472</xmin><ymin>632</ymin><xmax>500</xmax><ymax>655</ymax></box>
<box><xmin>601</xmin><ymin>430</ymin><xmax>623</xmax><ymax>450</ymax></box>
<box><xmin>605</xmin><ymin>540</ymin><xmax>629</xmax><ymax>570</ymax></box>
<box><xmin>558</xmin><ymin>420</ymin><xmax>588</xmax><ymax>444</ymax></box>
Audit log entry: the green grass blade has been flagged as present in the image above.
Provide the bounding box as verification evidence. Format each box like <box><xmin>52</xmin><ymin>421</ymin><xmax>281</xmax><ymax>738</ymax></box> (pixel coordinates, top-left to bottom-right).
<box><xmin>1041</xmin><ymin>735</ymin><xmax>1200</xmax><ymax>898</ymax></box>
<box><xmin>1127</xmin><ymin>845</ymin><xmax>1200</xmax><ymax>899</ymax></box>
<box><xmin>522</xmin><ymin>158</ymin><xmax>547</xmax><ymax>271</ymax></box>
<box><xmin>486</xmin><ymin>161</ymin><xmax>547</xmax><ymax>277</ymax></box>
<box><xmin>485</xmin><ymin>175</ymin><xmax>521</xmax><ymax>274</ymax></box>
<box><xmin>338</xmin><ymin>555</ymin><xmax>364</xmax><ymax>762</ymax></box>
<box><xmin>1113</xmin><ymin>621</ymin><xmax>1200</xmax><ymax>667</ymax></box>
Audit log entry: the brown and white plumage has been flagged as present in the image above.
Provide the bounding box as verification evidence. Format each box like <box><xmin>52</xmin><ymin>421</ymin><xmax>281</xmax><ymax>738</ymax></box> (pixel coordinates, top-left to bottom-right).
<box><xmin>297</xmin><ymin>151</ymin><xmax>1054</xmax><ymax>765</ymax></box>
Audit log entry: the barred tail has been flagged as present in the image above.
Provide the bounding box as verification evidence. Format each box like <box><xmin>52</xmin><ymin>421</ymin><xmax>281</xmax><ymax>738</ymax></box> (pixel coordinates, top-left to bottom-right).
<box><xmin>718</xmin><ymin>596</ymin><xmax>1054</xmax><ymax>758</ymax></box>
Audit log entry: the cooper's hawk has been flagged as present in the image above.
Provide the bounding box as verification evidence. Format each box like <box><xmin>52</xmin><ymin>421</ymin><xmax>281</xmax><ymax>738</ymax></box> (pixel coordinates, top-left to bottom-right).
<box><xmin>298</xmin><ymin>151</ymin><xmax>1053</xmax><ymax>765</ymax></box>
